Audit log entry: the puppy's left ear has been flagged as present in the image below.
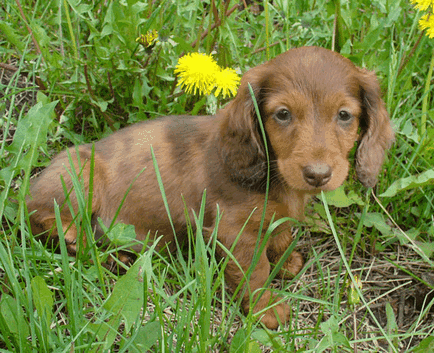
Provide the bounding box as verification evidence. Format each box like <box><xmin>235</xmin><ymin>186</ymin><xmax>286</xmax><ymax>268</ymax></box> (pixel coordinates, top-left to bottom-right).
<box><xmin>355</xmin><ymin>69</ymin><xmax>395</xmax><ymax>188</ymax></box>
<box><xmin>218</xmin><ymin>65</ymin><xmax>268</xmax><ymax>189</ymax></box>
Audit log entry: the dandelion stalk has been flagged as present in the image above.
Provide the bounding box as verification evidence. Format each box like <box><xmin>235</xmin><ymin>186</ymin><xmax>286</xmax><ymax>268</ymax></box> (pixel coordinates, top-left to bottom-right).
<box><xmin>63</xmin><ymin>0</ymin><xmax>78</xmax><ymax>61</ymax></box>
<box><xmin>421</xmin><ymin>51</ymin><xmax>434</xmax><ymax>137</ymax></box>
<box><xmin>265</xmin><ymin>1</ymin><xmax>270</xmax><ymax>60</ymax></box>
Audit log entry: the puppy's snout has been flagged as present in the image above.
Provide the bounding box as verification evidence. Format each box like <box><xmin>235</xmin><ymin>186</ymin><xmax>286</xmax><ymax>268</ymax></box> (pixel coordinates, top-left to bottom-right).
<box><xmin>303</xmin><ymin>163</ymin><xmax>332</xmax><ymax>187</ymax></box>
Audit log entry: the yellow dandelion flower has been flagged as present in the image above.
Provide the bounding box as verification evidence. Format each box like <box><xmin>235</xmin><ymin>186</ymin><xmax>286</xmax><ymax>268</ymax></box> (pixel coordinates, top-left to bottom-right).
<box><xmin>175</xmin><ymin>53</ymin><xmax>220</xmax><ymax>95</ymax></box>
<box><xmin>214</xmin><ymin>68</ymin><xmax>241</xmax><ymax>98</ymax></box>
<box><xmin>411</xmin><ymin>0</ymin><xmax>434</xmax><ymax>11</ymax></box>
<box><xmin>419</xmin><ymin>14</ymin><xmax>434</xmax><ymax>38</ymax></box>
<box><xmin>136</xmin><ymin>29</ymin><xmax>158</xmax><ymax>47</ymax></box>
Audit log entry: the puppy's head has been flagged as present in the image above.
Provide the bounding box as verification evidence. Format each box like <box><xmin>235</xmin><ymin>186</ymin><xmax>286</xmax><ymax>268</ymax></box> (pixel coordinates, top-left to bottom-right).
<box><xmin>220</xmin><ymin>46</ymin><xmax>394</xmax><ymax>191</ymax></box>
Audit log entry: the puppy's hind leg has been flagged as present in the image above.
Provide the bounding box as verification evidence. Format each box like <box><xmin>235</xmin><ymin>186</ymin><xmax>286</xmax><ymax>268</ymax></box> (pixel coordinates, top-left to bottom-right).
<box><xmin>27</xmin><ymin>146</ymin><xmax>106</xmax><ymax>255</ymax></box>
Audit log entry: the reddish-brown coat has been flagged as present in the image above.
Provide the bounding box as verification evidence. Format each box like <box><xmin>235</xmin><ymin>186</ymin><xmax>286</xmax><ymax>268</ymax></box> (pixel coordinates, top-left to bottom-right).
<box><xmin>27</xmin><ymin>46</ymin><xmax>394</xmax><ymax>329</ymax></box>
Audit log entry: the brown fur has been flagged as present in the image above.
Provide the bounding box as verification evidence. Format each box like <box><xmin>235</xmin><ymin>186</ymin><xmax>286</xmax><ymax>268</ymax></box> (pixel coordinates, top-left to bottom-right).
<box><xmin>27</xmin><ymin>47</ymin><xmax>394</xmax><ymax>329</ymax></box>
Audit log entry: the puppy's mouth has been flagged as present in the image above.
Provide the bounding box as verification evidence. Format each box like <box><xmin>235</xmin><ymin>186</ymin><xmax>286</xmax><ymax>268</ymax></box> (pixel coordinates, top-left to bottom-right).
<box><xmin>300</xmin><ymin>184</ymin><xmax>333</xmax><ymax>194</ymax></box>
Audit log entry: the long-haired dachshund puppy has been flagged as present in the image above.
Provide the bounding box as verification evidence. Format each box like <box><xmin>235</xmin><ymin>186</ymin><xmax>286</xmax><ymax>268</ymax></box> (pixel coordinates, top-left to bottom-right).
<box><xmin>27</xmin><ymin>46</ymin><xmax>394</xmax><ymax>329</ymax></box>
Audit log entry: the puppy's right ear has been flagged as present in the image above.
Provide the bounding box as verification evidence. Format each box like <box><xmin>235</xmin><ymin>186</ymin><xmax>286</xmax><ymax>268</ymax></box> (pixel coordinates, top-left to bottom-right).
<box><xmin>355</xmin><ymin>69</ymin><xmax>395</xmax><ymax>188</ymax></box>
<box><xmin>218</xmin><ymin>66</ymin><xmax>268</xmax><ymax>189</ymax></box>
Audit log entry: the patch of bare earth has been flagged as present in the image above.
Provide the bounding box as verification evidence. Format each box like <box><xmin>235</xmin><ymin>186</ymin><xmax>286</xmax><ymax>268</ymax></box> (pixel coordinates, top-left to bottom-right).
<box><xmin>0</xmin><ymin>60</ymin><xmax>38</xmax><ymax>122</ymax></box>
<box><xmin>292</xmin><ymin>230</ymin><xmax>434</xmax><ymax>352</ymax></box>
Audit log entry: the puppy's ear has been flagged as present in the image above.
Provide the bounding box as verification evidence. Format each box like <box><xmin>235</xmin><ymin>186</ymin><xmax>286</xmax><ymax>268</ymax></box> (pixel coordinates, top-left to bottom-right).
<box><xmin>218</xmin><ymin>65</ymin><xmax>268</xmax><ymax>189</ymax></box>
<box><xmin>355</xmin><ymin>69</ymin><xmax>395</xmax><ymax>188</ymax></box>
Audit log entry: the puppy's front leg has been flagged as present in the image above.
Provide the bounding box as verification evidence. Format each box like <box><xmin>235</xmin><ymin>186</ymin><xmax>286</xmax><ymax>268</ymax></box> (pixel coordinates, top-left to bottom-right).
<box><xmin>222</xmin><ymin>240</ymin><xmax>289</xmax><ymax>329</ymax></box>
<box><xmin>267</xmin><ymin>226</ymin><xmax>304</xmax><ymax>280</ymax></box>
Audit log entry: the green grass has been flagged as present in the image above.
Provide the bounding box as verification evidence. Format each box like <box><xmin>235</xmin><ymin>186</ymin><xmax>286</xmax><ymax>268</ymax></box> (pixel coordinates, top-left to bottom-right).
<box><xmin>1</xmin><ymin>0</ymin><xmax>434</xmax><ymax>352</ymax></box>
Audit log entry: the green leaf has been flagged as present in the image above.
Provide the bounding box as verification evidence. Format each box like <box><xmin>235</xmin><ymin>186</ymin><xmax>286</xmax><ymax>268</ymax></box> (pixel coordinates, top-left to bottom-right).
<box><xmin>88</xmin><ymin>254</ymin><xmax>152</xmax><ymax>349</ymax></box>
<box><xmin>247</xmin><ymin>341</ymin><xmax>262</xmax><ymax>353</ymax></box>
<box><xmin>230</xmin><ymin>329</ymin><xmax>249</xmax><ymax>353</ymax></box>
<box><xmin>91</xmin><ymin>97</ymin><xmax>113</xmax><ymax>113</ymax></box>
<box><xmin>0</xmin><ymin>22</ymin><xmax>25</xmax><ymax>52</ymax></box>
<box><xmin>332</xmin><ymin>332</ymin><xmax>351</xmax><ymax>348</ymax></box>
<box><xmin>362</xmin><ymin>212</ymin><xmax>393</xmax><ymax>236</ymax></box>
<box><xmin>355</xmin><ymin>25</ymin><xmax>382</xmax><ymax>51</ymax></box>
<box><xmin>317</xmin><ymin>315</ymin><xmax>351</xmax><ymax>351</ymax></box>
<box><xmin>129</xmin><ymin>321</ymin><xmax>161</xmax><ymax>351</ymax></box>
<box><xmin>394</xmin><ymin>227</ymin><xmax>419</xmax><ymax>245</ymax></box>
<box><xmin>324</xmin><ymin>185</ymin><xmax>364</xmax><ymax>207</ymax></box>
<box><xmin>229</xmin><ymin>330</ymin><xmax>262</xmax><ymax>353</ymax></box>
<box><xmin>380</xmin><ymin>169</ymin><xmax>434</xmax><ymax>197</ymax></box>
<box><xmin>412</xmin><ymin>336</ymin><xmax>434</xmax><ymax>353</ymax></box>
<box><xmin>87</xmin><ymin>315</ymin><xmax>120</xmax><ymax>348</ymax></box>
<box><xmin>3</xmin><ymin>99</ymin><xmax>57</xmax><ymax>200</ymax></box>
<box><xmin>386</xmin><ymin>302</ymin><xmax>399</xmax><ymax>349</ymax></box>
<box><xmin>104</xmin><ymin>254</ymin><xmax>150</xmax><ymax>332</ymax></box>
<box><xmin>105</xmin><ymin>222</ymin><xmax>137</xmax><ymax>246</ymax></box>
<box><xmin>385</xmin><ymin>302</ymin><xmax>397</xmax><ymax>333</ymax></box>
<box><xmin>0</xmin><ymin>294</ymin><xmax>30</xmax><ymax>338</ymax></box>
<box><xmin>320</xmin><ymin>315</ymin><xmax>339</xmax><ymax>335</ymax></box>
<box><xmin>31</xmin><ymin>276</ymin><xmax>53</xmax><ymax>329</ymax></box>
<box><xmin>400</xmin><ymin>120</ymin><xmax>420</xmax><ymax>143</ymax></box>
<box><xmin>417</xmin><ymin>242</ymin><xmax>434</xmax><ymax>258</ymax></box>
<box><xmin>251</xmin><ymin>329</ymin><xmax>283</xmax><ymax>348</ymax></box>
<box><xmin>6</xmin><ymin>100</ymin><xmax>57</xmax><ymax>163</ymax></box>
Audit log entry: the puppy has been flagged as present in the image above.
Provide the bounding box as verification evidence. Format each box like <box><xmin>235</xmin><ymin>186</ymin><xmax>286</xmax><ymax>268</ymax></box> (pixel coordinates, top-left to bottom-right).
<box><xmin>27</xmin><ymin>46</ymin><xmax>394</xmax><ymax>329</ymax></box>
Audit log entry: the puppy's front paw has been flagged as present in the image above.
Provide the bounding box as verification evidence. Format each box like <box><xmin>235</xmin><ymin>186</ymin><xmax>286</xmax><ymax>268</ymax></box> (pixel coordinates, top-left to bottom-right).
<box><xmin>249</xmin><ymin>291</ymin><xmax>291</xmax><ymax>329</ymax></box>
<box><xmin>259</xmin><ymin>299</ymin><xmax>290</xmax><ymax>329</ymax></box>
<box><xmin>61</xmin><ymin>223</ymin><xmax>81</xmax><ymax>255</ymax></box>
<box><xmin>277</xmin><ymin>250</ymin><xmax>304</xmax><ymax>279</ymax></box>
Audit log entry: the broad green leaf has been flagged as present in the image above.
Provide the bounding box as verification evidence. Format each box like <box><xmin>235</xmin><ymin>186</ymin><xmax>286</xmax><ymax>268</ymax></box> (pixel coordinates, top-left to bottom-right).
<box><xmin>385</xmin><ymin>302</ymin><xmax>398</xmax><ymax>334</ymax></box>
<box><xmin>104</xmin><ymin>254</ymin><xmax>150</xmax><ymax>332</ymax></box>
<box><xmin>251</xmin><ymin>329</ymin><xmax>284</xmax><ymax>349</ymax></box>
<box><xmin>105</xmin><ymin>222</ymin><xmax>137</xmax><ymax>246</ymax></box>
<box><xmin>320</xmin><ymin>315</ymin><xmax>339</xmax><ymax>335</ymax></box>
<box><xmin>230</xmin><ymin>329</ymin><xmax>248</xmax><ymax>353</ymax></box>
<box><xmin>317</xmin><ymin>316</ymin><xmax>351</xmax><ymax>351</ymax></box>
<box><xmin>386</xmin><ymin>302</ymin><xmax>399</xmax><ymax>349</ymax></box>
<box><xmin>91</xmin><ymin>98</ymin><xmax>111</xmax><ymax>112</ymax></box>
<box><xmin>412</xmin><ymin>336</ymin><xmax>434</xmax><ymax>353</ymax></box>
<box><xmin>380</xmin><ymin>169</ymin><xmax>434</xmax><ymax>197</ymax></box>
<box><xmin>324</xmin><ymin>185</ymin><xmax>364</xmax><ymax>207</ymax></box>
<box><xmin>247</xmin><ymin>341</ymin><xmax>262</xmax><ymax>353</ymax></box>
<box><xmin>128</xmin><ymin>321</ymin><xmax>161</xmax><ymax>351</ymax></box>
<box><xmin>394</xmin><ymin>227</ymin><xmax>419</xmax><ymax>245</ymax></box>
<box><xmin>66</xmin><ymin>0</ymin><xmax>93</xmax><ymax>15</ymax></box>
<box><xmin>89</xmin><ymin>254</ymin><xmax>151</xmax><ymax>349</ymax></box>
<box><xmin>230</xmin><ymin>329</ymin><xmax>261</xmax><ymax>353</ymax></box>
<box><xmin>31</xmin><ymin>276</ymin><xmax>54</xmax><ymax>328</ymax></box>
<box><xmin>7</xmin><ymin>100</ymin><xmax>57</xmax><ymax>158</ymax></box>
<box><xmin>417</xmin><ymin>242</ymin><xmax>434</xmax><ymax>258</ymax></box>
<box><xmin>362</xmin><ymin>212</ymin><xmax>392</xmax><ymax>236</ymax></box>
<box><xmin>400</xmin><ymin>120</ymin><xmax>420</xmax><ymax>143</ymax></box>
<box><xmin>87</xmin><ymin>315</ymin><xmax>120</xmax><ymax>349</ymax></box>
<box><xmin>0</xmin><ymin>22</ymin><xmax>25</xmax><ymax>52</ymax></box>
<box><xmin>0</xmin><ymin>294</ymin><xmax>30</xmax><ymax>338</ymax></box>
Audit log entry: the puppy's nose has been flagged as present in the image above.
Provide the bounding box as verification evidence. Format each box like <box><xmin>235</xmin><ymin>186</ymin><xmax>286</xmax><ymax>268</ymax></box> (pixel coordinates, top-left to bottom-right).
<box><xmin>303</xmin><ymin>163</ymin><xmax>332</xmax><ymax>187</ymax></box>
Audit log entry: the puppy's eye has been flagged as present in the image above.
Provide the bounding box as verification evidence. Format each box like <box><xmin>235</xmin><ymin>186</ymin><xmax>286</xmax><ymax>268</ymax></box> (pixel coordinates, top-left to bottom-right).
<box><xmin>338</xmin><ymin>110</ymin><xmax>353</xmax><ymax>122</ymax></box>
<box><xmin>274</xmin><ymin>109</ymin><xmax>292</xmax><ymax>123</ymax></box>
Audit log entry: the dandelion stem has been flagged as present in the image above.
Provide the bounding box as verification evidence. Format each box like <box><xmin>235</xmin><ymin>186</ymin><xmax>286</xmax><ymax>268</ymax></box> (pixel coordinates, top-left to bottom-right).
<box><xmin>421</xmin><ymin>49</ymin><xmax>434</xmax><ymax>137</ymax></box>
